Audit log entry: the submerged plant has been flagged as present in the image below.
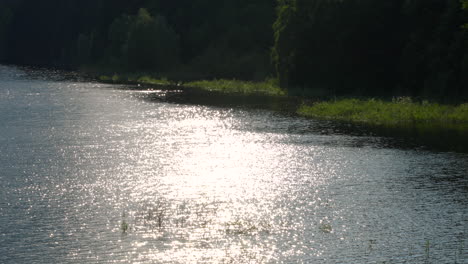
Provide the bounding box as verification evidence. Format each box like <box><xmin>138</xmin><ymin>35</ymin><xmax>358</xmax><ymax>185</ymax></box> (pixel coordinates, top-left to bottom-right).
<box><xmin>139</xmin><ymin>201</ymin><xmax>168</xmax><ymax>231</ymax></box>
<box><xmin>225</xmin><ymin>219</ymin><xmax>258</xmax><ymax>235</ymax></box>
<box><xmin>366</xmin><ymin>239</ymin><xmax>377</xmax><ymax>255</ymax></box>
<box><xmin>121</xmin><ymin>220</ymin><xmax>129</xmax><ymax>233</ymax></box>
<box><xmin>319</xmin><ymin>223</ymin><xmax>332</xmax><ymax>233</ymax></box>
<box><xmin>121</xmin><ymin>210</ymin><xmax>130</xmax><ymax>233</ymax></box>
<box><xmin>424</xmin><ymin>240</ymin><xmax>431</xmax><ymax>263</ymax></box>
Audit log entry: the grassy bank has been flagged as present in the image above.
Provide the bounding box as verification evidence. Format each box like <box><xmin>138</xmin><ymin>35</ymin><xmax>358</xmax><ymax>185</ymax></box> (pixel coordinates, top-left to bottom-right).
<box><xmin>96</xmin><ymin>72</ymin><xmax>285</xmax><ymax>96</ymax></box>
<box><xmin>97</xmin><ymin>71</ymin><xmax>468</xmax><ymax>130</ymax></box>
<box><xmin>298</xmin><ymin>98</ymin><xmax>468</xmax><ymax>127</ymax></box>
<box><xmin>185</xmin><ymin>78</ymin><xmax>285</xmax><ymax>96</ymax></box>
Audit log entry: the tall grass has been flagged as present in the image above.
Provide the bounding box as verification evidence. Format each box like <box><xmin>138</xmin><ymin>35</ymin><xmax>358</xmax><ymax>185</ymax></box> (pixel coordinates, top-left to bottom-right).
<box><xmin>185</xmin><ymin>78</ymin><xmax>285</xmax><ymax>96</ymax></box>
<box><xmin>98</xmin><ymin>73</ymin><xmax>285</xmax><ymax>96</ymax></box>
<box><xmin>298</xmin><ymin>97</ymin><xmax>468</xmax><ymax>127</ymax></box>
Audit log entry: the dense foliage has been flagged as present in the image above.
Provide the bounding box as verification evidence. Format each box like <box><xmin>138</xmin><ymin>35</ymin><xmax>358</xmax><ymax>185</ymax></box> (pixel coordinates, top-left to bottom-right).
<box><xmin>1</xmin><ymin>0</ymin><xmax>467</xmax><ymax>101</ymax></box>
<box><xmin>273</xmin><ymin>0</ymin><xmax>468</xmax><ymax>101</ymax></box>
<box><xmin>1</xmin><ymin>0</ymin><xmax>275</xmax><ymax>80</ymax></box>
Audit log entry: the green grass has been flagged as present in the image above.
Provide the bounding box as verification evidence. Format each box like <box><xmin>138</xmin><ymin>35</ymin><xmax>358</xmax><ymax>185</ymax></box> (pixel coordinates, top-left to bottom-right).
<box><xmin>185</xmin><ymin>78</ymin><xmax>285</xmax><ymax>96</ymax></box>
<box><xmin>98</xmin><ymin>73</ymin><xmax>285</xmax><ymax>96</ymax></box>
<box><xmin>298</xmin><ymin>97</ymin><xmax>468</xmax><ymax>127</ymax></box>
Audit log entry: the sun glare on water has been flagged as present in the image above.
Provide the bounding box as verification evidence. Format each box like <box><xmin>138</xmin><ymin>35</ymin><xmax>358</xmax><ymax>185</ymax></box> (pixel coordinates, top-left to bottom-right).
<box><xmin>2</xmin><ymin>76</ymin><xmax>465</xmax><ymax>264</ymax></box>
<box><xmin>94</xmin><ymin>103</ymin><xmax>331</xmax><ymax>263</ymax></box>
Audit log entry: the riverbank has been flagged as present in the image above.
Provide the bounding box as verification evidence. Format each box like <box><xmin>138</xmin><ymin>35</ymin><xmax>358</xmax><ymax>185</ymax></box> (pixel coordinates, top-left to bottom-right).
<box><xmin>97</xmin><ymin>73</ymin><xmax>285</xmax><ymax>96</ymax></box>
<box><xmin>298</xmin><ymin>98</ymin><xmax>468</xmax><ymax>128</ymax></box>
<box><xmin>96</xmin><ymin>71</ymin><xmax>468</xmax><ymax>131</ymax></box>
<box><xmin>6</xmin><ymin>64</ymin><xmax>467</xmax><ymax>152</ymax></box>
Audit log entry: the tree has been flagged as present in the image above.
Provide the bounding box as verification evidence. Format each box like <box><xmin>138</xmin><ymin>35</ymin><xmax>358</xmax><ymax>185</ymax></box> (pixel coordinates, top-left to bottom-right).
<box><xmin>125</xmin><ymin>8</ymin><xmax>180</xmax><ymax>71</ymax></box>
<box><xmin>272</xmin><ymin>0</ymin><xmax>467</xmax><ymax>100</ymax></box>
<box><xmin>272</xmin><ymin>0</ymin><xmax>297</xmax><ymax>89</ymax></box>
<box><xmin>0</xmin><ymin>6</ymin><xmax>14</xmax><ymax>61</ymax></box>
<box><xmin>107</xmin><ymin>14</ymin><xmax>132</xmax><ymax>66</ymax></box>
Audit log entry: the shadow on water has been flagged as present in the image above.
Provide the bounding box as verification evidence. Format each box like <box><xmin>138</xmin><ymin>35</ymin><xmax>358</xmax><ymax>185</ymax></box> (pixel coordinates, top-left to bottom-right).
<box><xmin>136</xmin><ymin>86</ymin><xmax>468</xmax><ymax>153</ymax></box>
<box><xmin>7</xmin><ymin>64</ymin><xmax>468</xmax><ymax>154</ymax></box>
<box><xmin>365</xmin><ymin>124</ymin><xmax>468</xmax><ymax>153</ymax></box>
<box><xmin>2</xmin><ymin>64</ymin><xmax>93</xmax><ymax>82</ymax></box>
<box><xmin>144</xmin><ymin>86</ymin><xmax>300</xmax><ymax>112</ymax></box>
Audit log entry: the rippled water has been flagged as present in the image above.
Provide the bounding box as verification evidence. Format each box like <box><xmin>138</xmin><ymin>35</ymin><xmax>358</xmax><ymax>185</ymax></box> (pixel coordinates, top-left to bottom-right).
<box><xmin>0</xmin><ymin>65</ymin><xmax>467</xmax><ymax>263</ymax></box>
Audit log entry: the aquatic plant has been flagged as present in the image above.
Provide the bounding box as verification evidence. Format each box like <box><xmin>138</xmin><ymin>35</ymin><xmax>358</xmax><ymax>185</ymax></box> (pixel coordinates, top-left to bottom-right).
<box><xmin>121</xmin><ymin>220</ymin><xmax>129</xmax><ymax>233</ymax></box>
<box><xmin>224</xmin><ymin>218</ymin><xmax>273</xmax><ymax>236</ymax></box>
<box><xmin>138</xmin><ymin>201</ymin><xmax>168</xmax><ymax>231</ymax></box>
<box><xmin>425</xmin><ymin>240</ymin><xmax>431</xmax><ymax>264</ymax></box>
<box><xmin>225</xmin><ymin>219</ymin><xmax>258</xmax><ymax>235</ymax></box>
<box><xmin>319</xmin><ymin>223</ymin><xmax>332</xmax><ymax>233</ymax></box>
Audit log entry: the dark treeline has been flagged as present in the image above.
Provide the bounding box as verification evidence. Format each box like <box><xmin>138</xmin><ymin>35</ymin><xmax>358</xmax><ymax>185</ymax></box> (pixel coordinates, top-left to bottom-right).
<box><xmin>0</xmin><ymin>0</ymin><xmax>467</xmax><ymax>101</ymax></box>
<box><xmin>273</xmin><ymin>0</ymin><xmax>468</xmax><ymax>101</ymax></box>
<box><xmin>0</xmin><ymin>0</ymin><xmax>275</xmax><ymax>80</ymax></box>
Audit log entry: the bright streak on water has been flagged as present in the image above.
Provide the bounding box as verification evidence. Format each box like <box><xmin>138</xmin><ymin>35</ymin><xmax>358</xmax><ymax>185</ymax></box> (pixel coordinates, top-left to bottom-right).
<box><xmin>0</xmin><ymin>65</ymin><xmax>467</xmax><ymax>263</ymax></box>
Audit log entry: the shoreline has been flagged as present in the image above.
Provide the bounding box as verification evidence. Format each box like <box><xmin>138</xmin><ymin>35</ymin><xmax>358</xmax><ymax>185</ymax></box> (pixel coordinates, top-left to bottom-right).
<box><xmin>96</xmin><ymin>73</ymin><xmax>285</xmax><ymax>97</ymax></box>
<box><xmin>97</xmin><ymin>72</ymin><xmax>468</xmax><ymax>131</ymax></box>
<box><xmin>4</xmin><ymin>64</ymin><xmax>468</xmax><ymax>152</ymax></box>
<box><xmin>297</xmin><ymin>98</ymin><xmax>468</xmax><ymax>129</ymax></box>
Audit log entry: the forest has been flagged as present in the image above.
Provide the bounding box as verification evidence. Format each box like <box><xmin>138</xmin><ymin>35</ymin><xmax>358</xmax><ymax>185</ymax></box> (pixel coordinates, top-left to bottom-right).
<box><xmin>1</xmin><ymin>0</ymin><xmax>467</xmax><ymax>101</ymax></box>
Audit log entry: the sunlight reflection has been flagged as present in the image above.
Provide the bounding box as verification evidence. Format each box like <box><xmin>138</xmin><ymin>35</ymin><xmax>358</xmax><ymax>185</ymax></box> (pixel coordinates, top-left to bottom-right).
<box><xmin>107</xmin><ymin>104</ymin><xmax>329</xmax><ymax>263</ymax></box>
<box><xmin>2</xmin><ymin>66</ymin><xmax>467</xmax><ymax>264</ymax></box>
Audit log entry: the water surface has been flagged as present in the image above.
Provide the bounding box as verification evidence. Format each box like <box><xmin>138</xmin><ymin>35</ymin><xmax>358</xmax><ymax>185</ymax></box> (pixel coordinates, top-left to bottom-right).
<box><xmin>0</xmin><ymin>65</ymin><xmax>466</xmax><ymax>263</ymax></box>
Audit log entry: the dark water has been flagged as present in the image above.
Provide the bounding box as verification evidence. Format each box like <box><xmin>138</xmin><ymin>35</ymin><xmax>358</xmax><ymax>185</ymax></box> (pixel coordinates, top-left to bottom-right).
<box><xmin>0</xmin><ymin>65</ymin><xmax>466</xmax><ymax>263</ymax></box>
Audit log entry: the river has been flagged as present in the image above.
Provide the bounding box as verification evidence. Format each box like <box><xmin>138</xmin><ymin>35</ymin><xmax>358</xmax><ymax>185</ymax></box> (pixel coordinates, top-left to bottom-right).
<box><xmin>0</xmin><ymin>65</ymin><xmax>466</xmax><ymax>263</ymax></box>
